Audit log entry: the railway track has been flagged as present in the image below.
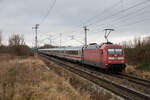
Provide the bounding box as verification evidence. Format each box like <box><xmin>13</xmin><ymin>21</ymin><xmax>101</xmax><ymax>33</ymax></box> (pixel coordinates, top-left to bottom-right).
<box><xmin>40</xmin><ymin>53</ymin><xmax>150</xmax><ymax>100</ymax></box>
<box><xmin>114</xmin><ymin>73</ymin><xmax>150</xmax><ymax>87</ymax></box>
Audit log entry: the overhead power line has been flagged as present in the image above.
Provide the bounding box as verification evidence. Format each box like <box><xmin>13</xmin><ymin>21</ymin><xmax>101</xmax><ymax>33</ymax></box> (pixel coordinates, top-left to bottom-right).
<box><xmin>81</xmin><ymin>0</ymin><xmax>122</xmax><ymax>26</ymax></box>
<box><xmin>64</xmin><ymin>0</ymin><xmax>123</xmax><ymax>36</ymax></box>
<box><xmin>91</xmin><ymin>12</ymin><xmax>150</xmax><ymax>32</ymax></box>
<box><xmin>39</xmin><ymin>0</ymin><xmax>57</xmax><ymax>25</ymax></box>
<box><xmin>96</xmin><ymin>3</ymin><xmax>150</xmax><ymax>28</ymax></box>
<box><xmin>116</xmin><ymin>17</ymin><xmax>150</xmax><ymax>29</ymax></box>
<box><xmin>57</xmin><ymin>1</ymin><xmax>125</xmax><ymax>42</ymax></box>
<box><xmin>86</xmin><ymin>0</ymin><xmax>150</xmax><ymax>27</ymax></box>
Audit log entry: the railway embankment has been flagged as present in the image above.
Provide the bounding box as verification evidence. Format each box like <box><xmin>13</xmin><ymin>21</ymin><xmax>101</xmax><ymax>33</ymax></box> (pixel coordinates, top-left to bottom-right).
<box><xmin>40</xmin><ymin>55</ymin><xmax>122</xmax><ymax>100</ymax></box>
<box><xmin>40</xmin><ymin>54</ymin><xmax>150</xmax><ymax>100</ymax></box>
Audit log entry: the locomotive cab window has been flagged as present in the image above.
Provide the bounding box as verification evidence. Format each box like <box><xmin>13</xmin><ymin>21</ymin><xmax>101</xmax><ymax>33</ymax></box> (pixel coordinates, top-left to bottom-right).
<box><xmin>108</xmin><ymin>49</ymin><xmax>122</xmax><ymax>55</ymax></box>
<box><xmin>108</xmin><ymin>49</ymin><xmax>115</xmax><ymax>54</ymax></box>
<box><xmin>115</xmin><ymin>49</ymin><xmax>122</xmax><ymax>54</ymax></box>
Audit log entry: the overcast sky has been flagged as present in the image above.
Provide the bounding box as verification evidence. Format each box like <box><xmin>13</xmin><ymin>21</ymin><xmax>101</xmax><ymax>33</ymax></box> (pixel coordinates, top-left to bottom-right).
<box><xmin>0</xmin><ymin>0</ymin><xmax>150</xmax><ymax>47</ymax></box>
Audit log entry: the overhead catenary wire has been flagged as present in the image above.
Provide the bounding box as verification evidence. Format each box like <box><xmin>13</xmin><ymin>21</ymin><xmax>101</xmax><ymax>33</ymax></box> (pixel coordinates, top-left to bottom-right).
<box><xmin>68</xmin><ymin>35</ymin><xmax>84</xmax><ymax>44</ymax></box>
<box><xmin>38</xmin><ymin>0</ymin><xmax>150</xmax><ymax>47</ymax></box>
<box><xmin>60</xmin><ymin>0</ymin><xmax>122</xmax><ymax>46</ymax></box>
<box><xmin>46</xmin><ymin>0</ymin><xmax>129</xmax><ymax>45</ymax></box>
<box><xmin>80</xmin><ymin>0</ymin><xmax>123</xmax><ymax>27</ymax></box>
<box><xmin>33</xmin><ymin>0</ymin><xmax>57</xmax><ymax>49</ymax></box>
<box><xmin>85</xmin><ymin>0</ymin><xmax>150</xmax><ymax>27</ymax></box>
<box><xmin>63</xmin><ymin>0</ymin><xmax>146</xmax><ymax>37</ymax></box>
<box><xmin>90</xmin><ymin>15</ymin><xmax>150</xmax><ymax>33</ymax></box>
<box><xmin>115</xmin><ymin>17</ymin><xmax>150</xmax><ymax>29</ymax></box>
<box><xmin>60</xmin><ymin>0</ymin><xmax>124</xmax><ymax>38</ymax></box>
<box><xmin>90</xmin><ymin>8</ymin><xmax>150</xmax><ymax>33</ymax></box>
<box><xmin>95</xmin><ymin>3</ymin><xmax>150</xmax><ymax>28</ymax></box>
<box><xmin>112</xmin><ymin>8</ymin><xmax>150</xmax><ymax>28</ymax></box>
<box><xmin>38</xmin><ymin>36</ymin><xmax>60</xmax><ymax>46</ymax></box>
<box><xmin>39</xmin><ymin>33</ymin><xmax>59</xmax><ymax>43</ymax></box>
<box><xmin>37</xmin><ymin>0</ymin><xmax>102</xmax><ymax>46</ymax></box>
<box><xmin>39</xmin><ymin>0</ymin><xmax>57</xmax><ymax>25</ymax></box>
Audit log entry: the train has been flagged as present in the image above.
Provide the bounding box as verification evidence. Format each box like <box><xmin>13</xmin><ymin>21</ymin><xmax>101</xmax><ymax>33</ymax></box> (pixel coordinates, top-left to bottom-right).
<box><xmin>39</xmin><ymin>42</ymin><xmax>126</xmax><ymax>72</ymax></box>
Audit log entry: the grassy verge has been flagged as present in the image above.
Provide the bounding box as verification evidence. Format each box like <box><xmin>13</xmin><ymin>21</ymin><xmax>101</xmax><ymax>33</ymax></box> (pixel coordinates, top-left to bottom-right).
<box><xmin>125</xmin><ymin>65</ymin><xmax>150</xmax><ymax>80</ymax></box>
<box><xmin>0</xmin><ymin>55</ymin><xmax>91</xmax><ymax>100</ymax></box>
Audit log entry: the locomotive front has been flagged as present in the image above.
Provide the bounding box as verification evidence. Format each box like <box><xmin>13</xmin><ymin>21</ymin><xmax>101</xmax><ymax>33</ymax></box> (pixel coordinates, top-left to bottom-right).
<box><xmin>103</xmin><ymin>44</ymin><xmax>126</xmax><ymax>72</ymax></box>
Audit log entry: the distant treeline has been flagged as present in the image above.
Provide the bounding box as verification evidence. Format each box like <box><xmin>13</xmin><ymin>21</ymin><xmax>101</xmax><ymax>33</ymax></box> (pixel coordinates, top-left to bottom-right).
<box><xmin>122</xmin><ymin>36</ymin><xmax>150</xmax><ymax>71</ymax></box>
<box><xmin>0</xmin><ymin>45</ymin><xmax>33</xmax><ymax>56</ymax></box>
<box><xmin>0</xmin><ymin>34</ymin><xmax>33</xmax><ymax>56</ymax></box>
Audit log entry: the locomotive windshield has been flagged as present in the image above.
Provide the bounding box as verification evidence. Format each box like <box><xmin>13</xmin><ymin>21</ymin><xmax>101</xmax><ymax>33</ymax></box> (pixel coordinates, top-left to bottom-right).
<box><xmin>108</xmin><ymin>48</ymin><xmax>122</xmax><ymax>55</ymax></box>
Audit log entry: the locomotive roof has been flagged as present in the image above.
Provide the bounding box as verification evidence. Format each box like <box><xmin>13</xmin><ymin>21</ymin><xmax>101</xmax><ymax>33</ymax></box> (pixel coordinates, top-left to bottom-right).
<box><xmin>85</xmin><ymin>42</ymin><xmax>122</xmax><ymax>49</ymax></box>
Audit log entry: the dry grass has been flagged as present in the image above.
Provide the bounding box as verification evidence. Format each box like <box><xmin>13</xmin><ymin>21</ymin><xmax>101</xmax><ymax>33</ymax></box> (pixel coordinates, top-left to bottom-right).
<box><xmin>41</xmin><ymin>57</ymin><xmax>120</xmax><ymax>100</ymax></box>
<box><xmin>125</xmin><ymin>65</ymin><xmax>137</xmax><ymax>74</ymax></box>
<box><xmin>0</xmin><ymin>55</ymin><xmax>90</xmax><ymax>100</ymax></box>
<box><xmin>125</xmin><ymin>65</ymin><xmax>150</xmax><ymax>80</ymax></box>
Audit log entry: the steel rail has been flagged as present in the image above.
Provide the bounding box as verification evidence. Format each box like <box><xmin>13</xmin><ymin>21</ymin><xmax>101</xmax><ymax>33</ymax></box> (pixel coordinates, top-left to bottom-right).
<box><xmin>115</xmin><ymin>73</ymin><xmax>150</xmax><ymax>87</ymax></box>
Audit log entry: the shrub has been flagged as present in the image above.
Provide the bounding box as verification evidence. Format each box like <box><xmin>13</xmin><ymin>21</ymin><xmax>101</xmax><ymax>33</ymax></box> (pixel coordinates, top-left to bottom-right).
<box><xmin>124</xmin><ymin>36</ymin><xmax>150</xmax><ymax>71</ymax></box>
<box><xmin>0</xmin><ymin>45</ymin><xmax>9</xmax><ymax>54</ymax></box>
<box><xmin>137</xmin><ymin>63</ymin><xmax>150</xmax><ymax>71</ymax></box>
<box><xmin>0</xmin><ymin>45</ymin><xmax>33</xmax><ymax>56</ymax></box>
<box><xmin>8</xmin><ymin>45</ymin><xmax>33</xmax><ymax>56</ymax></box>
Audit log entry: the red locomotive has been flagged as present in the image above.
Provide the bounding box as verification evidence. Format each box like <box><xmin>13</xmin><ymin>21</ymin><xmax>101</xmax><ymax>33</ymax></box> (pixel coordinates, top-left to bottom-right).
<box><xmin>39</xmin><ymin>42</ymin><xmax>126</xmax><ymax>72</ymax></box>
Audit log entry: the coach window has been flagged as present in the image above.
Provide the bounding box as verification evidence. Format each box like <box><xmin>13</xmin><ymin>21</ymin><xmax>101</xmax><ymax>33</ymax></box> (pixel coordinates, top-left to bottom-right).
<box><xmin>72</xmin><ymin>51</ymin><xmax>78</xmax><ymax>55</ymax></box>
<box><xmin>60</xmin><ymin>51</ymin><xmax>64</xmax><ymax>53</ymax></box>
<box><xmin>66</xmin><ymin>50</ymin><xmax>78</xmax><ymax>55</ymax></box>
<box><xmin>66</xmin><ymin>51</ymin><xmax>70</xmax><ymax>55</ymax></box>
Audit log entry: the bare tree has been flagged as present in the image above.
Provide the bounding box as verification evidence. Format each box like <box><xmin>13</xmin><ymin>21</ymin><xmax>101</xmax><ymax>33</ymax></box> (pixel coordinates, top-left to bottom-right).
<box><xmin>143</xmin><ymin>36</ymin><xmax>150</xmax><ymax>46</ymax></box>
<box><xmin>9</xmin><ymin>34</ymin><xmax>25</xmax><ymax>46</ymax></box>
<box><xmin>128</xmin><ymin>40</ymin><xmax>134</xmax><ymax>48</ymax></box>
<box><xmin>133</xmin><ymin>37</ymin><xmax>142</xmax><ymax>47</ymax></box>
<box><xmin>122</xmin><ymin>41</ymin><xmax>128</xmax><ymax>48</ymax></box>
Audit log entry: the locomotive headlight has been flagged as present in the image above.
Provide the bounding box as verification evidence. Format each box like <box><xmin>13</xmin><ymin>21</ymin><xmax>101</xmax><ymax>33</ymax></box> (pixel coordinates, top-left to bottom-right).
<box><xmin>108</xmin><ymin>57</ymin><xmax>115</xmax><ymax>60</ymax></box>
<box><xmin>118</xmin><ymin>57</ymin><xmax>124</xmax><ymax>60</ymax></box>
